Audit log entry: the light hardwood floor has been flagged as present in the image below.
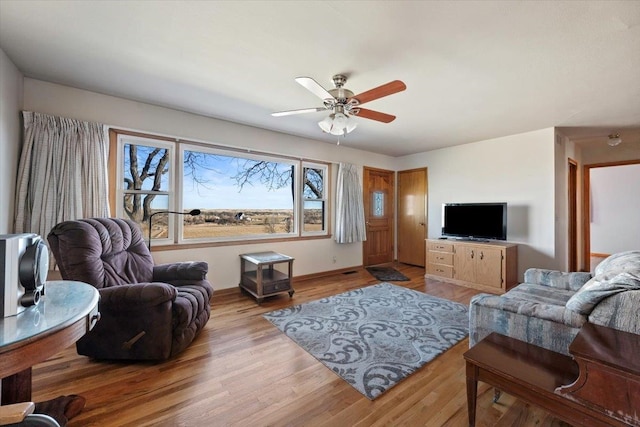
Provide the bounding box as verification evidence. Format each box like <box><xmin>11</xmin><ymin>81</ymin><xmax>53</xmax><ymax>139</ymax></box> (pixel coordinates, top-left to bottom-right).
<box><xmin>32</xmin><ymin>264</ymin><xmax>571</xmax><ymax>426</ymax></box>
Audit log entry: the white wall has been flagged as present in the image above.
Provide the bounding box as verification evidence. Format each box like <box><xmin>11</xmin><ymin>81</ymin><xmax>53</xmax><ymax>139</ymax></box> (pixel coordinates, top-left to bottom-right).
<box><xmin>590</xmin><ymin>164</ymin><xmax>640</xmax><ymax>254</ymax></box>
<box><xmin>0</xmin><ymin>49</ymin><xmax>24</xmax><ymax>234</ymax></box>
<box><xmin>22</xmin><ymin>78</ymin><xmax>396</xmax><ymax>290</ymax></box>
<box><xmin>396</xmin><ymin>128</ymin><xmax>558</xmax><ymax>277</ymax></box>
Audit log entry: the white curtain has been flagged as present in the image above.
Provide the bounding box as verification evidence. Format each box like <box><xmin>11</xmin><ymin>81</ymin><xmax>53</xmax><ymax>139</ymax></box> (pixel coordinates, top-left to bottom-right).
<box><xmin>335</xmin><ymin>163</ymin><xmax>367</xmax><ymax>244</ymax></box>
<box><xmin>14</xmin><ymin>111</ymin><xmax>110</xmax><ymax>238</ymax></box>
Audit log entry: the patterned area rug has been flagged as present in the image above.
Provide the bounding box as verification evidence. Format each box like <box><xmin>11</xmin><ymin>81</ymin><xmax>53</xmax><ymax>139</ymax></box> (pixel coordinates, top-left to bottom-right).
<box><xmin>263</xmin><ymin>283</ymin><xmax>469</xmax><ymax>399</ymax></box>
<box><xmin>365</xmin><ymin>266</ymin><xmax>410</xmax><ymax>281</ymax></box>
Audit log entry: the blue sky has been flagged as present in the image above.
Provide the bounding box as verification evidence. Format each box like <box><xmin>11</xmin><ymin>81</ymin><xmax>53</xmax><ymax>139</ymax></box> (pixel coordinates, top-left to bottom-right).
<box><xmin>182</xmin><ymin>152</ymin><xmax>294</xmax><ymax>209</ymax></box>
<box><xmin>126</xmin><ymin>145</ymin><xmax>320</xmax><ymax>210</ymax></box>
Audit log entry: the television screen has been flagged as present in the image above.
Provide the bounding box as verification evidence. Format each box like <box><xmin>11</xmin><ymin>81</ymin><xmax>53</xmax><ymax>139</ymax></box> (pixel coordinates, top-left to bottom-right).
<box><xmin>442</xmin><ymin>203</ymin><xmax>507</xmax><ymax>241</ymax></box>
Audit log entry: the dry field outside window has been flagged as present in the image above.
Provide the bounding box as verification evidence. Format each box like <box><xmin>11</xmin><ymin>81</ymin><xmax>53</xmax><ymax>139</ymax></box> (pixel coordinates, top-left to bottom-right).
<box><xmin>145</xmin><ymin>209</ymin><xmax>323</xmax><ymax>240</ymax></box>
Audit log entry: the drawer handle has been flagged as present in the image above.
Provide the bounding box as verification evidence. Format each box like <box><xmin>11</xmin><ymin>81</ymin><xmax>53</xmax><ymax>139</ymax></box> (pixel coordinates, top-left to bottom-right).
<box><xmin>436</xmin><ymin>269</ymin><xmax>444</xmax><ymax>272</ymax></box>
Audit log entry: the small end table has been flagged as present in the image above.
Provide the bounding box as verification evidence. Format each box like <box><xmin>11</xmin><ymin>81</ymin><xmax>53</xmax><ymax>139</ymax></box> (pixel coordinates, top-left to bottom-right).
<box><xmin>239</xmin><ymin>251</ymin><xmax>294</xmax><ymax>303</ymax></box>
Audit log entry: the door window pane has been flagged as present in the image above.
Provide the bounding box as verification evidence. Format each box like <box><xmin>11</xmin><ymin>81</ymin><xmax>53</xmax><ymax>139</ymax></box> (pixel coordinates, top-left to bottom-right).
<box><xmin>373</xmin><ymin>191</ymin><xmax>385</xmax><ymax>217</ymax></box>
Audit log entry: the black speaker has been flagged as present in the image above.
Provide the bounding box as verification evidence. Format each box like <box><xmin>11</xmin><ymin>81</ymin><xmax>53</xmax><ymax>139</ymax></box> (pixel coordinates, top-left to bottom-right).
<box><xmin>0</xmin><ymin>234</ymin><xmax>49</xmax><ymax>317</ymax></box>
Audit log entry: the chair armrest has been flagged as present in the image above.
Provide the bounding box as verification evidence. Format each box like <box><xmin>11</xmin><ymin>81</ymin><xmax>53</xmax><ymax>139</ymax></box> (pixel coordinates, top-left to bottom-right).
<box><xmin>98</xmin><ymin>283</ymin><xmax>177</xmax><ymax>310</ymax></box>
<box><xmin>0</xmin><ymin>402</ymin><xmax>35</xmax><ymax>424</ymax></box>
<box><xmin>524</xmin><ymin>268</ymin><xmax>592</xmax><ymax>291</ymax></box>
<box><xmin>153</xmin><ymin>261</ymin><xmax>208</xmax><ymax>282</ymax></box>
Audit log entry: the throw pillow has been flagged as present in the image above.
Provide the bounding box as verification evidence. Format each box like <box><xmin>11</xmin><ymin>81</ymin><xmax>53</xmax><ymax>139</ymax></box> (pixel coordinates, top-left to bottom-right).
<box><xmin>595</xmin><ymin>250</ymin><xmax>640</xmax><ymax>276</ymax></box>
<box><xmin>566</xmin><ymin>270</ymin><xmax>640</xmax><ymax>315</ymax></box>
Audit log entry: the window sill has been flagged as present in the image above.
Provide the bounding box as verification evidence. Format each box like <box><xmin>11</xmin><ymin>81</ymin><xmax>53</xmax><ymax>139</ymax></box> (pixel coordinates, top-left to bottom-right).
<box><xmin>150</xmin><ymin>233</ymin><xmax>333</xmax><ymax>252</ymax></box>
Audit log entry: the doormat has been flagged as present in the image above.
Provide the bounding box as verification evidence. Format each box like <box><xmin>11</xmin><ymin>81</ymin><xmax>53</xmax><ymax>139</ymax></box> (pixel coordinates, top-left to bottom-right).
<box><xmin>366</xmin><ymin>266</ymin><xmax>410</xmax><ymax>281</ymax></box>
<box><xmin>263</xmin><ymin>283</ymin><xmax>469</xmax><ymax>399</ymax></box>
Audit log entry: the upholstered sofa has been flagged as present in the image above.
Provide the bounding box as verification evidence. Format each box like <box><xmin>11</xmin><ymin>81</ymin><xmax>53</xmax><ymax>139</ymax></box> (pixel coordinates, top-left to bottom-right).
<box><xmin>48</xmin><ymin>218</ymin><xmax>214</xmax><ymax>360</ymax></box>
<box><xmin>469</xmin><ymin>250</ymin><xmax>640</xmax><ymax>355</ymax></box>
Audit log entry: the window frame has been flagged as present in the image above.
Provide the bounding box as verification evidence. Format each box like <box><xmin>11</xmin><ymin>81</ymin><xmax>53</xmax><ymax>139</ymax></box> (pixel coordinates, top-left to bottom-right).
<box><xmin>110</xmin><ymin>129</ymin><xmax>331</xmax><ymax>248</ymax></box>
<box><xmin>116</xmin><ymin>134</ymin><xmax>176</xmax><ymax>247</ymax></box>
<box><xmin>301</xmin><ymin>161</ymin><xmax>329</xmax><ymax>237</ymax></box>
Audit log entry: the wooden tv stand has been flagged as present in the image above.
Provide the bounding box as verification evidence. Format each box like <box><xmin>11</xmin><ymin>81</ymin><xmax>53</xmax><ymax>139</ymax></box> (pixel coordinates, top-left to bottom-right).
<box><xmin>425</xmin><ymin>239</ymin><xmax>517</xmax><ymax>294</ymax></box>
<box><xmin>464</xmin><ymin>323</ymin><xmax>640</xmax><ymax>427</ymax></box>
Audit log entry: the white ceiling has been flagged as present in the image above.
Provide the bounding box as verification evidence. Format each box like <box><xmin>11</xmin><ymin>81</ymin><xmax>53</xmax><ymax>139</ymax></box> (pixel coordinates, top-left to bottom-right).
<box><xmin>1</xmin><ymin>1</ymin><xmax>639</xmax><ymax>157</ymax></box>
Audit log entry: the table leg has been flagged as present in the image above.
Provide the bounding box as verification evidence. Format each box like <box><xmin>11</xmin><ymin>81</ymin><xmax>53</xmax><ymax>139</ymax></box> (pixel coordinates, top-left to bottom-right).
<box><xmin>2</xmin><ymin>368</ymin><xmax>32</xmax><ymax>404</ymax></box>
<box><xmin>465</xmin><ymin>362</ymin><xmax>478</xmax><ymax>427</ymax></box>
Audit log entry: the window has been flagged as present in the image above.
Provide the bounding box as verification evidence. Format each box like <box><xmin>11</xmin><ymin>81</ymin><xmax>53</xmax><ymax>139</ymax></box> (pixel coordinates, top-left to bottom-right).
<box><xmin>302</xmin><ymin>163</ymin><xmax>328</xmax><ymax>234</ymax></box>
<box><xmin>115</xmin><ymin>132</ymin><xmax>329</xmax><ymax>245</ymax></box>
<box><xmin>118</xmin><ymin>136</ymin><xmax>174</xmax><ymax>245</ymax></box>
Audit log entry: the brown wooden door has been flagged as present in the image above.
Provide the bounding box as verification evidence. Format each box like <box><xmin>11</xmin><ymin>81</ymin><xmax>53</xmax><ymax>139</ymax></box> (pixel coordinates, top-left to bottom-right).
<box><xmin>363</xmin><ymin>167</ymin><xmax>394</xmax><ymax>266</ymax></box>
<box><xmin>397</xmin><ymin>168</ymin><xmax>427</xmax><ymax>266</ymax></box>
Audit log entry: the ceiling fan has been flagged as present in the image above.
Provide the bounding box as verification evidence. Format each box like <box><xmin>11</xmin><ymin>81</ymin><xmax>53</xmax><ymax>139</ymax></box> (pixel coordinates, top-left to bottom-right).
<box><xmin>272</xmin><ymin>74</ymin><xmax>406</xmax><ymax>136</ymax></box>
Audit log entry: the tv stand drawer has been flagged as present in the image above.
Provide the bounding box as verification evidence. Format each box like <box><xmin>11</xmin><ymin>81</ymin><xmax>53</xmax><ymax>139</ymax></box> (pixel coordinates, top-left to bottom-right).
<box><xmin>429</xmin><ymin>252</ymin><xmax>453</xmax><ymax>266</ymax></box>
<box><xmin>428</xmin><ymin>242</ymin><xmax>454</xmax><ymax>253</ymax></box>
<box><xmin>427</xmin><ymin>264</ymin><xmax>453</xmax><ymax>278</ymax></box>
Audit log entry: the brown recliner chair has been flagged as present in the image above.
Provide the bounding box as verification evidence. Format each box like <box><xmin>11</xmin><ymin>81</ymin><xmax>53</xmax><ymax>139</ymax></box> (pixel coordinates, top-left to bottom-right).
<box><xmin>47</xmin><ymin>218</ymin><xmax>213</xmax><ymax>360</ymax></box>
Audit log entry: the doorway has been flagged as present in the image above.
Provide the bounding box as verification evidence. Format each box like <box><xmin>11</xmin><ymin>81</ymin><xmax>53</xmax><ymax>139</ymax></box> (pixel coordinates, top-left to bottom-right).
<box><xmin>363</xmin><ymin>167</ymin><xmax>394</xmax><ymax>266</ymax></box>
<box><xmin>397</xmin><ymin>168</ymin><xmax>427</xmax><ymax>266</ymax></box>
<box><xmin>583</xmin><ymin>160</ymin><xmax>640</xmax><ymax>272</ymax></box>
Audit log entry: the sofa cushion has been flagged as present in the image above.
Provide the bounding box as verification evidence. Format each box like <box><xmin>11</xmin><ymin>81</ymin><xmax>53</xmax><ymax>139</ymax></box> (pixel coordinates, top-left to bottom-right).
<box><xmin>523</xmin><ymin>268</ymin><xmax>592</xmax><ymax>291</ymax></box>
<box><xmin>566</xmin><ymin>270</ymin><xmax>640</xmax><ymax>315</ymax></box>
<box><xmin>473</xmin><ymin>283</ymin><xmax>586</xmax><ymax>327</ymax></box>
<box><xmin>595</xmin><ymin>250</ymin><xmax>640</xmax><ymax>276</ymax></box>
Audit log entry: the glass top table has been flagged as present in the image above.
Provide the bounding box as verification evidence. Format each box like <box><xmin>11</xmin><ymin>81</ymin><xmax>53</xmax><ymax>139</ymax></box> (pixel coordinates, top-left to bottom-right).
<box><xmin>0</xmin><ymin>281</ymin><xmax>100</xmax><ymax>404</ymax></box>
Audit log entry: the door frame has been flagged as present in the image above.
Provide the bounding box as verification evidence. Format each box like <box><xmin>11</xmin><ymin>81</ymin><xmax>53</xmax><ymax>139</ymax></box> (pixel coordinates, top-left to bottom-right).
<box><xmin>568</xmin><ymin>158</ymin><xmax>578</xmax><ymax>272</ymax></box>
<box><xmin>582</xmin><ymin>159</ymin><xmax>640</xmax><ymax>271</ymax></box>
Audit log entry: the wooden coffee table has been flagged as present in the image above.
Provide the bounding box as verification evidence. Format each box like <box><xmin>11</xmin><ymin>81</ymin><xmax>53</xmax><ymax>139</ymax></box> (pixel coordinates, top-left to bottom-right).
<box><xmin>464</xmin><ymin>326</ymin><xmax>638</xmax><ymax>427</ymax></box>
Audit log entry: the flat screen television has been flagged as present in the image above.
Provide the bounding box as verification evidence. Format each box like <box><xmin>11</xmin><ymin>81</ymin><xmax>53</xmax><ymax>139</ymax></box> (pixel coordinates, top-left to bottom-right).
<box><xmin>442</xmin><ymin>203</ymin><xmax>507</xmax><ymax>241</ymax></box>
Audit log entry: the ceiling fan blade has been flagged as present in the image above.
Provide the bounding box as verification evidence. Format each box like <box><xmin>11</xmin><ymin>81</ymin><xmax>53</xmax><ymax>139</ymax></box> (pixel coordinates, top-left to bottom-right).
<box><xmin>271</xmin><ymin>107</ymin><xmax>327</xmax><ymax>117</ymax></box>
<box><xmin>295</xmin><ymin>77</ymin><xmax>335</xmax><ymax>101</ymax></box>
<box><xmin>349</xmin><ymin>80</ymin><xmax>406</xmax><ymax>105</ymax></box>
<box><xmin>352</xmin><ymin>108</ymin><xmax>396</xmax><ymax>123</ymax></box>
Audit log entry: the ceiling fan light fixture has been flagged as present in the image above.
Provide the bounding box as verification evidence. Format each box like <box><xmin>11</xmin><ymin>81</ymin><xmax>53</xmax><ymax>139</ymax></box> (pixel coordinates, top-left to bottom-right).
<box><xmin>333</xmin><ymin>112</ymin><xmax>348</xmax><ymax>130</ymax></box>
<box><xmin>318</xmin><ymin>115</ymin><xmax>334</xmax><ymax>133</ymax></box>
<box><xmin>607</xmin><ymin>133</ymin><xmax>622</xmax><ymax>147</ymax></box>
<box><xmin>279</xmin><ymin>74</ymin><xmax>406</xmax><ymax>137</ymax></box>
<box><xmin>318</xmin><ymin>113</ymin><xmax>356</xmax><ymax>136</ymax></box>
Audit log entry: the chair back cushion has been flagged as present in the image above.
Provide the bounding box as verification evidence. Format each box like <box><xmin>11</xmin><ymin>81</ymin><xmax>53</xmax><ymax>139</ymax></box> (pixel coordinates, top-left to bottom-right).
<box><xmin>48</xmin><ymin>218</ymin><xmax>154</xmax><ymax>288</ymax></box>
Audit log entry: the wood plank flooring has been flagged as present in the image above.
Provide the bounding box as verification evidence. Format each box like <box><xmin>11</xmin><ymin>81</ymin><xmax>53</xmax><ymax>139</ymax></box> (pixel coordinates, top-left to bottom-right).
<box><xmin>31</xmin><ymin>264</ymin><xmax>571</xmax><ymax>426</ymax></box>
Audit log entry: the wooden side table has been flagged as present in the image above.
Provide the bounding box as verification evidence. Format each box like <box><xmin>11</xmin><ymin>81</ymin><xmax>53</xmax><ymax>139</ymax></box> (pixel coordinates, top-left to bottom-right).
<box><xmin>464</xmin><ymin>326</ymin><xmax>640</xmax><ymax>427</ymax></box>
<box><xmin>556</xmin><ymin>322</ymin><xmax>640</xmax><ymax>426</ymax></box>
<box><xmin>239</xmin><ymin>251</ymin><xmax>294</xmax><ymax>303</ymax></box>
